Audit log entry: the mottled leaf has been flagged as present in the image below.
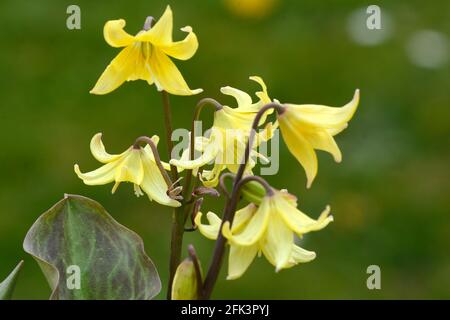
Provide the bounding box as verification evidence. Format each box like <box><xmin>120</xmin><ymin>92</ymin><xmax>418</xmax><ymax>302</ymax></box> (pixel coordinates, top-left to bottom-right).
<box><xmin>23</xmin><ymin>194</ymin><xmax>161</xmax><ymax>300</ymax></box>
<box><xmin>0</xmin><ymin>260</ymin><xmax>24</xmax><ymax>300</ymax></box>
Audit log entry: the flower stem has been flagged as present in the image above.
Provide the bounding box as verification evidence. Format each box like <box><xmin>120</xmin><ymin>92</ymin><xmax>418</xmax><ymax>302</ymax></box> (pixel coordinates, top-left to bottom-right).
<box><xmin>202</xmin><ymin>102</ymin><xmax>284</xmax><ymax>299</ymax></box>
<box><xmin>182</xmin><ymin>98</ymin><xmax>223</xmax><ymax>210</ymax></box>
<box><xmin>161</xmin><ymin>91</ymin><xmax>179</xmax><ymax>181</ymax></box>
<box><xmin>160</xmin><ymin>91</ymin><xmax>183</xmax><ymax>300</ymax></box>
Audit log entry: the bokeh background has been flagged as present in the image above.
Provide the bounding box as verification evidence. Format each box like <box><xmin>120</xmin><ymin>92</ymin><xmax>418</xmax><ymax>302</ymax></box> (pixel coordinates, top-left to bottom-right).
<box><xmin>1</xmin><ymin>0</ymin><xmax>449</xmax><ymax>299</ymax></box>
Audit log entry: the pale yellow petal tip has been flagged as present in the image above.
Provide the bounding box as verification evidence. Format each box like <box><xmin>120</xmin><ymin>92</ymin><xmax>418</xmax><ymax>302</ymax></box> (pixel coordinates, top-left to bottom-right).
<box><xmin>219</xmin><ymin>86</ymin><xmax>232</xmax><ymax>94</ymax></box>
<box><xmin>150</xmin><ymin>135</ymin><xmax>160</xmax><ymax>145</ymax></box>
<box><xmin>193</xmin><ymin>211</ymin><xmax>203</xmax><ymax>226</ymax></box>
<box><xmin>170</xmin><ymin>200</ymin><xmax>182</xmax><ymax>208</ymax></box>
<box><xmin>354</xmin><ymin>89</ymin><xmax>360</xmax><ymax>102</ymax></box>
<box><xmin>226</xmin><ymin>274</ymin><xmax>241</xmax><ymax>281</ymax></box>
<box><xmin>306</xmin><ymin>178</ymin><xmax>313</xmax><ymax>189</ymax></box>
<box><xmin>222</xmin><ymin>221</ymin><xmax>232</xmax><ymax>239</ymax></box>
<box><xmin>181</xmin><ymin>26</ymin><xmax>193</xmax><ymax>33</ymax></box>
<box><xmin>190</xmin><ymin>88</ymin><xmax>204</xmax><ymax>95</ymax></box>
<box><xmin>74</xmin><ymin>164</ymin><xmax>81</xmax><ymax>176</ymax></box>
<box><xmin>89</xmin><ymin>87</ymin><xmax>107</xmax><ymax>95</ymax></box>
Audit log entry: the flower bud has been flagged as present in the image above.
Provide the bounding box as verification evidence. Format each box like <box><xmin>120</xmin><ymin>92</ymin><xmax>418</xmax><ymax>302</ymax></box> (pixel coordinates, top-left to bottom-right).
<box><xmin>240</xmin><ymin>180</ymin><xmax>266</xmax><ymax>205</ymax></box>
<box><xmin>171</xmin><ymin>257</ymin><xmax>202</xmax><ymax>300</ymax></box>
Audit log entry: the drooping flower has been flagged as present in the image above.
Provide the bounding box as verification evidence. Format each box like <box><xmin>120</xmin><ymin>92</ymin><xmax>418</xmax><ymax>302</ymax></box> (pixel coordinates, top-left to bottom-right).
<box><xmin>74</xmin><ymin>133</ymin><xmax>181</xmax><ymax>207</ymax></box>
<box><xmin>277</xmin><ymin>90</ymin><xmax>359</xmax><ymax>188</ymax></box>
<box><xmin>170</xmin><ymin>76</ymin><xmax>276</xmax><ymax>186</ymax></box>
<box><xmin>195</xmin><ymin>190</ymin><xmax>332</xmax><ymax>279</ymax></box>
<box><xmin>90</xmin><ymin>5</ymin><xmax>202</xmax><ymax>96</ymax></box>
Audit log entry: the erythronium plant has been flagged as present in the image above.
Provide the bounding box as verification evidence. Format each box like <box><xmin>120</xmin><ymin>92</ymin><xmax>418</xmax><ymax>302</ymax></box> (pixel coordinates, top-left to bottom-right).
<box><xmin>12</xmin><ymin>5</ymin><xmax>359</xmax><ymax>300</ymax></box>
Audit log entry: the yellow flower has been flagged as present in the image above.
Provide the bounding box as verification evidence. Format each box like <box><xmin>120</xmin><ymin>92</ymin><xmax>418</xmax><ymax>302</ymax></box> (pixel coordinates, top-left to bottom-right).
<box><xmin>170</xmin><ymin>76</ymin><xmax>276</xmax><ymax>186</ymax></box>
<box><xmin>195</xmin><ymin>190</ymin><xmax>332</xmax><ymax>279</ymax></box>
<box><xmin>74</xmin><ymin>133</ymin><xmax>180</xmax><ymax>207</ymax></box>
<box><xmin>278</xmin><ymin>90</ymin><xmax>360</xmax><ymax>188</ymax></box>
<box><xmin>90</xmin><ymin>5</ymin><xmax>202</xmax><ymax>96</ymax></box>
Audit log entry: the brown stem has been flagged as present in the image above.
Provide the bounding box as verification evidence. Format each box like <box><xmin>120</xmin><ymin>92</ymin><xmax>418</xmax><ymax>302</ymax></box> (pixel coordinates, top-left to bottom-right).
<box><xmin>161</xmin><ymin>91</ymin><xmax>179</xmax><ymax>182</ymax></box>
<box><xmin>182</xmin><ymin>98</ymin><xmax>223</xmax><ymax>207</ymax></box>
<box><xmin>202</xmin><ymin>102</ymin><xmax>284</xmax><ymax>299</ymax></box>
<box><xmin>133</xmin><ymin>136</ymin><xmax>172</xmax><ymax>187</ymax></box>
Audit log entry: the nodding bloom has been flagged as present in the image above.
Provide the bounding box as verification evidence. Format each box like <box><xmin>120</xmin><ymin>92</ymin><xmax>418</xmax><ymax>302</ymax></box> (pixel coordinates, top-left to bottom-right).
<box><xmin>90</xmin><ymin>5</ymin><xmax>202</xmax><ymax>96</ymax></box>
<box><xmin>170</xmin><ymin>76</ymin><xmax>276</xmax><ymax>187</ymax></box>
<box><xmin>195</xmin><ymin>190</ymin><xmax>333</xmax><ymax>279</ymax></box>
<box><xmin>277</xmin><ymin>90</ymin><xmax>360</xmax><ymax>188</ymax></box>
<box><xmin>74</xmin><ymin>133</ymin><xmax>181</xmax><ymax>207</ymax></box>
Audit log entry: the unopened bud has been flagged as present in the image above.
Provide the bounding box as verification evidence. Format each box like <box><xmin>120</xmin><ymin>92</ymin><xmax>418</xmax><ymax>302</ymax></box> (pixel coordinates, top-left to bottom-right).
<box><xmin>171</xmin><ymin>257</ymin><xmax>202</xmax><ymax>300</ymax></box>
<box><xmin>241</xmin><ymin>180</ymin><xmax>267</xmax><ymax>205</ymax></box>
<box><xmin>193</xmin><ymin>186</ymin><xmax>220</xmax><ymax>198</ymax></box>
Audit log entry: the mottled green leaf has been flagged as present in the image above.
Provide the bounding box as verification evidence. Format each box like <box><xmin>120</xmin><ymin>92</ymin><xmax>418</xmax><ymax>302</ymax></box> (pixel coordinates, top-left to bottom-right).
<box><xmin>23</xmin><ymin>194</ymin><xmax>161</xmax><ymax>300</ymax></box>
<box><xmin>0</xmin><ymin>260</ymin><xmax>24</xmax><ymax>300</ymax></box>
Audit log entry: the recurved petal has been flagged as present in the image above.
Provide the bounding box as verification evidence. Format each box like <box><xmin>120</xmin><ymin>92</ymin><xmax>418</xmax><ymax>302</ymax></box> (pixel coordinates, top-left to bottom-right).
<box><xmin>103</xmin><ymin>19</ymin><xmax>135</xmax><ymax>48</ymax></box>
<box><xmin>194</xmin><ymin>211</ymin><xmax>222</xmax><ymax>240</ymax></box>
<box><xmin>199</xmin><ymin>164</ymin><xmax>225</xmax><ymax>188</ymax></box>
<box><xmin>74</xmin><ymin>161</ymin><xmax>121</xmax><ymax>186</ymax></box>
<box><xmin>90</xmin><ymin>43</ymin><xmax>152</xmax><ymax>95</ymax></box>
<box><xmin>249</xmin><ymin>76</ymin><xmax>272</xmax><ymax>106</ymax></box>
<box><xmin>222</xmin><ymin>196</ymin><xmax>270</xmax><ymax>246</ymax></box>
<box><xmin>140</xmin><ymin>154</ymin><xmax>181</xmax><ymax>207</ymax></box>
<box><xmin>136</xmin><ymin>5</ymin><xmax>173</xmax><ymax>45</ymax></box>
<box><xmin>170</xmin><ymin>139</ymin><xmax>218</xmax><ymax>170</ymax></box>
<box><xmin>278</xmin><ymin>116</ymin><xmax>318</xmax><ymax>188</ymax></box>
<box><xmin>286</xmin><ymin>89</ymin><xmax>359</xmax><ymax>130</ymax></box>
<box><xmin>227</xmin><ymin>243</ymin><xmax>259</xmax><ymax>280</ymax></box>
<box><xmin>148</xmin><ymin>48</ymin><xmax>202</xmax><ymax>96</ymax></box>
<box><xmin>275</xmin><ymin>194</ymin><xmax>333</xmax><ymax>235</ymax></box>
<box><xmin>283</xmin><ymin>245</ymin><xmax>316</xmax><ymax>268</ymax></box>
<box><xmin>160</xmin><ymin>26</ymin><xmax>198</xmax><ymax>60</ymax></box>
<box><xmin>220</xmin><ymin>86</ymin><xmax>253</xmax><ymax>108</ymax></box>
<box><xmin>260</xmin><ymin>210</ymin><xmax>293</xmax><ymax>271</ymax></box>
<box><xmin>90</xmin><ymin>133</ymin><xmax>125</xmax><ymax>163</ymax></box>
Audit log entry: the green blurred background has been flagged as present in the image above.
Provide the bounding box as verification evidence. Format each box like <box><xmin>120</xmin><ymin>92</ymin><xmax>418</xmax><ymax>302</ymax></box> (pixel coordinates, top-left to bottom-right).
<box><xmin>1</xmin><ymin>0</ymin><xmax>449</xmax><ymax>299</ymax></box>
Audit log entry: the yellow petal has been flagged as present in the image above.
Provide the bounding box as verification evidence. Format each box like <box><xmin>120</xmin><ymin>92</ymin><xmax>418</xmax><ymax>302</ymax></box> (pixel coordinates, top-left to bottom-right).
<box><xmin>227</xmin><ymin>243</ymin><xmax>259</xmax><ymax>280</ymax></box>
<box><xmin>220</xmin><ymin>86</ymin><xmax>253</xmax><ymax>108</ymax></box>
<box><xmin>74</xmin><ymin>161</ymin><xmax>121</xmax><ymax>186</ymax></box>
<box><xmin>283</xmin><ymin>245</ymin><xmax>316</xmax><ymax>268</ymax></box>
<box><xmin>285</xmin><ymin>89</ymin><xmax>359</xmax><ymax>131</ymax></box>
<box><xmin>90</xmin><ymin>133</ymin><xmax>125</xmax><ymax>163</ymax></box>
<box><xmin>160</xmin><ymin>26</ymin><xmax>198</xmax><ymax>60</ymax></box>
<box><xmin>136</xmin><ymin>5</ymin><xmax>173</xmax><ymax>46</ymax></box>
<box><xmin>222</xmin><ymin>196</ymin><xmax>270</xmax><ymax>246</ymax></box>
<box><xmin>303</xmin><ymin>129</ymin><xmax>342</xmax><ymax>163</ymax></box>
<box><xmin>148</xmin><ymin>48</ymin><xmax>203</xmax><ymax>95</ymax></box>
<box><xmin>260</xmin><ymin>209</ymin><xmax>293</xmax><ymax>271</ymax></box>
<box><xmin>140</xmin><ymin>152</ymin><xmax>181</xmax><ymax>207</ymax></box>
<box><xmin>194</xmin><ymin>211</ymin><xmax>222</xmax><ymax>240</ymax></box>
<box><xmin>232</xmin><ymin>204</ymin><xmax>256</xmax><ymax>233</ymax></box>
<box><xmin>90</xmin><ymin>43</ymin><xmax>153</xmax><ymax>95</ymax></box>
<box><xmin>275</xmin><ymin>194</ymin><xmax>333</xmax><ymax>235</ymax></box>
<box><xmin>249</xmin><ymin>75</ymin><xmax>272</xmax><ymax>108</ymax></box>
<box><xmin>278</xmin><ymin>115</ymin><xmax>318</xmax><ymax>188</ymax></box>
<box><xmin>199</xmin><ymin>163</ymin><xmax>225</xmax><ymax>187</ymax></box>
<box><xmin>143</xmin><ymin>137</ymin><xmax>182</xmax><ymax>173</ymax></box>
<box><xmin>114</xmin><ymin>150</ymin><xmax>145</xmax><ymax>185</ymax></box>
<box><xmin>103</xmin><ymin>19</ymin><xmax>135</xmax><ymax>48</ymax></box>
<box><xmin>170</xmin><ymin>138</ymin><xmax>217</xmax><ymax>169</ymax></box>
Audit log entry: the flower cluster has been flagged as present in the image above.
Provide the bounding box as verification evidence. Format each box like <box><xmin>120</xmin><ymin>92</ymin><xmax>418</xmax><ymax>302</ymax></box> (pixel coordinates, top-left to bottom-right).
<box><xmin>74</xmin><ymin>5</ymin><xmax>360</xmax><ymax>296</ymax></box>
